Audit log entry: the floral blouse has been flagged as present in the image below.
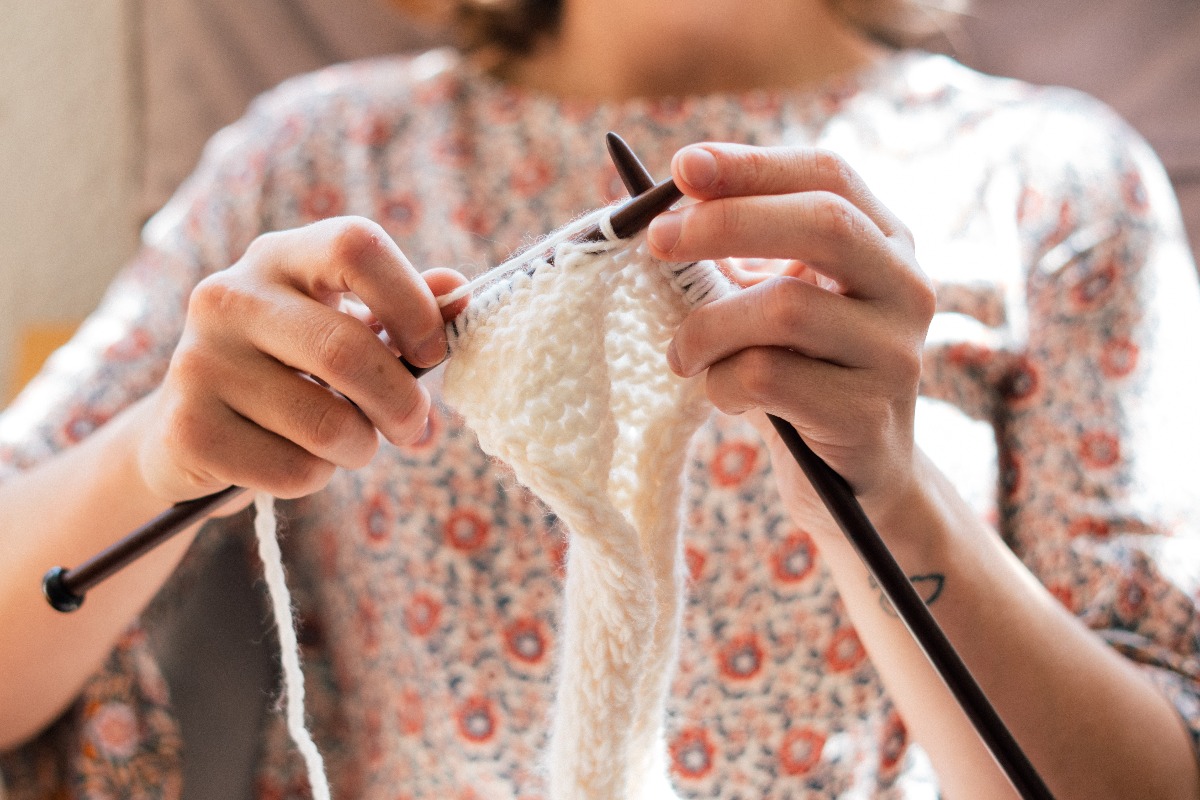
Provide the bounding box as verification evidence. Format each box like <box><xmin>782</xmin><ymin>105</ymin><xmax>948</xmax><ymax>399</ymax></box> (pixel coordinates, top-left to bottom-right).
<box><xmin>3</xmin><ymin>48</ymin><xmax>1199</xmax><ymax>799</ymax></box>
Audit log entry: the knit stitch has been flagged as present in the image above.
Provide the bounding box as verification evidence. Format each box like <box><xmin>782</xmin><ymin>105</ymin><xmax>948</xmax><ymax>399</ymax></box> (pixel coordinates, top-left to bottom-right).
<box><xmin>443</xmin><ymin>218</ymin><xmax>730</xmax><ymax>799</ymax></box>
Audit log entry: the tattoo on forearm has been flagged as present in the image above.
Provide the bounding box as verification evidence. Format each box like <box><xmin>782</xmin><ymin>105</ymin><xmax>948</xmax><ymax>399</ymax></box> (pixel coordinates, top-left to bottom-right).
<box><xmin>867</xmin><ymin>573</ymin><xmax>945</xmax><ymax>618</ymax></box>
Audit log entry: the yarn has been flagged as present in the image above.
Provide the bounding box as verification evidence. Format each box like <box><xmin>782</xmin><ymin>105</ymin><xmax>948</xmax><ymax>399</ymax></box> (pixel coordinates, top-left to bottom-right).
<box><xmin>442</xmin><ymin>213</ymin><xmax>731</xmax><ymax>799</ymax></box>
<box><xmin>253</xmin><ymin>208</ymin><xmax>730</xmax><ymax>799</ymax></box>
<box><xmin>254</xmin><ymin>493</ymin><xmax>331</xmax><ymax>800</ymax></box>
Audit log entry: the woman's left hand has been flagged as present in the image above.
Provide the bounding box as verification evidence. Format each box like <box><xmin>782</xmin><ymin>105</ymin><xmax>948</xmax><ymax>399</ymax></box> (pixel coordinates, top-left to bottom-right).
<box><xmin>647</xmin><ymin>143</ymin><xmax>936</xmax><ymax>539</ymax></box>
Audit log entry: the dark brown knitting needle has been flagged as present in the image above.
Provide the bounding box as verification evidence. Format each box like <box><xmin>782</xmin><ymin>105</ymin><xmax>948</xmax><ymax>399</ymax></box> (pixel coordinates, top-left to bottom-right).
<box><xmin>43</xmin><ymin>156</ymin><xmax>684</xmax><ymax>614</ymax></box>
<box><xmin>605</xmin><ymin>136</ymin><xmax>1055</xmax><ymax>800</ymax></box>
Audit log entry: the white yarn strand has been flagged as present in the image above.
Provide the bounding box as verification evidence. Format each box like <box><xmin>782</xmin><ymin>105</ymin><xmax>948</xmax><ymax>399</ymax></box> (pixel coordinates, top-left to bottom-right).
<box><xmin>254</xmin><ymin>492</ymin><xmax>332</xmax><ymax>800</ymax></box>
<box><xmin>435</xmin><ymin>206</ymin><xmax>612</xmax><ymax>308</ymax></box>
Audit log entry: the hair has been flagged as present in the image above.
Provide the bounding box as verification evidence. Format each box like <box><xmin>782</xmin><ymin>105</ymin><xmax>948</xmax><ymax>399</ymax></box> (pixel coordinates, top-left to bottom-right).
<box><xmin>392</xmin><ymin>0</ymin><xmax>965</xmax><ymax>56</ymax></box>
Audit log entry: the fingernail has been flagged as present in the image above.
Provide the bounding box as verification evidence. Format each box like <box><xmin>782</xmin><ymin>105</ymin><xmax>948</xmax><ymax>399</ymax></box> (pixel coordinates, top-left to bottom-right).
<box><xmin>666</xmin><ymin>340</ymin><xmax>684</xmax><ymax>375</ymax></box>
<box><xmin>416</xmin><ymin>331</ymin><xmax>446</xmax><ymax>366</ymax></box>
<box><xmin>648</xmin><ymin>212</ymin><xmax>682</xmax><ymax>254</ymax></box>
<box><xmin>678</xmin><ymin>147</ymin><xmax>718</xmax><ymax>190</ymax></box>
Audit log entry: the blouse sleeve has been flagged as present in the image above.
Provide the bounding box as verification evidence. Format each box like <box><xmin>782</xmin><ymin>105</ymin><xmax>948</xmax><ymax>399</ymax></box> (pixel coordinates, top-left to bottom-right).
<box><xmin>999</xmin><ymin>91</ymin><xmax>1200</xmax><ymax>752</ymax></box>
<box><xmin>0</xmin><ymin>87</ymin><xmax>286</xmax><ymax>797</ymax></box>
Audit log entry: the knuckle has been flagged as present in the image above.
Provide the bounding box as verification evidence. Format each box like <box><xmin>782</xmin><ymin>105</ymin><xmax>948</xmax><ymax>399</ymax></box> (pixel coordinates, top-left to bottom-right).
<box><xmin>713</xmin><ymin>200</ymin><xmax>744</xmax><ymax>242</ymax></box>
<box><xmin>309</xmin><ymin>400</ymin><xmax>354</xmax><ymax>451</ymax></box>
<box><xmin>756</xmin><ymin>278</ymin><xmax>805</xmax><ymax>333</ymax></box>
<box><xmin>808</xmin><ymin>149</ymin><xmax>856</xmax><ymax>192</ymax></box>
<box><xmin>892</xmin><ymin>219</ymin><xmax>918</xmax><ymax>251</ymax></box>
<box><xmin>189</xmin><ymin>274</ymin><xmax>246</xmax><ymax>321</ymax></box>
<box><xmin>161</xmin><ymin>401</ymin><xmax>212</xmax><ymax>465</ymax></box>
<box><xmin>380</xmin><ymin>383</ymin><xmax>431</xmax><ymax>444</ymax></box>
<box><xmin>309</xmin><ymin>316</ymin><xmax>366</xmax><ymax>382</ymax></box>
<box><xmin>910</xmin><ymin>271</ymin><xmax>938</xmax><ymax>322</ymax></box>
<box><xmin>241</xmin><ymin>229</ymin><xmax>282</xmax><ymax>264</ymax></box>
<box><xmin>331</xmin><ymin>217</ymin><xmax>389</xmax><ymax>274</ymax></box>
<box><xmin>169</xmin><ymin>345</ymin><xmax>222</xmax><ymax>395</ymax></box>
<box><xmin>807</xmin><ymin>195</ymin><xmax>862</xmax><ymax>244</ymax></box>
<box><xmin>742</xmin><ymin>147</ymin><xmax>778</xmax><ymax>189</ymax></box>
<box><xmin>273</xmin><ymin>456</ymin><xmax>335</xmax><ymax>499</ymax></box>
<box><xmin>731</xmin><ymin>348</ymin><xmax>779</xmax><ymax>404</ymax></box>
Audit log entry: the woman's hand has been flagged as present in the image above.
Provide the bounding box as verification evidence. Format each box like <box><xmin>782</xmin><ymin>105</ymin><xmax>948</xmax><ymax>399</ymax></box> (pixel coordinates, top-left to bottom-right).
<box><xmin>647</xmin><ymin>143</ymin><xmax>935</xmax><ymax>539</ymax></box>
<box><xmin>135</xmin><ymin>216</ymin><xmax>467</xmax><ymax>505</ymax></box>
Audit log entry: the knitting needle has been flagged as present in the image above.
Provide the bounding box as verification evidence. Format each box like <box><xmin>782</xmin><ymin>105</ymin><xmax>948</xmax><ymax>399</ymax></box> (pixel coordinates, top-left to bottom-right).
<box><xmin>42</xmin><ymin>162</ymin><xmax>685</xmax><ymax>613</ymax></box>
<box><xmin>606</xmin><ymin>135</ymin><xmax>1054</xmax><ymax>800</ymax></box>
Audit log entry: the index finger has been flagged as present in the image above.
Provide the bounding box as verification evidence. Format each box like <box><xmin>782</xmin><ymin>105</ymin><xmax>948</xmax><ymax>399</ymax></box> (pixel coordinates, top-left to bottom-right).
<box><xmin>671</xmin><ymin>143</ymin><xmax>911</xmax><ymax>244</ymax></box>
<box><xmin>259</xmin><ymin>216</ymin><xmax>448</xmax><ymax>368</ymax></box>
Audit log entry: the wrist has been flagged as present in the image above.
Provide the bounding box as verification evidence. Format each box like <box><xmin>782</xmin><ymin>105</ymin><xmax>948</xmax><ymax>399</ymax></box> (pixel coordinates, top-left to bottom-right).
<box><xmin>853</xmin><ymin>449</ymin><xmax>952</xmax><ymax>572</ymax></box>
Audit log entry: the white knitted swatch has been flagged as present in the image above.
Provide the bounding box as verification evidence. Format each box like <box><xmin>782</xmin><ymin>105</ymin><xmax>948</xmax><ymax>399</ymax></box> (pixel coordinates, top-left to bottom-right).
<box><xmin>443</xmin><ymin>217</ymin><xmax>730</xmax><ymax>799</ymax></box>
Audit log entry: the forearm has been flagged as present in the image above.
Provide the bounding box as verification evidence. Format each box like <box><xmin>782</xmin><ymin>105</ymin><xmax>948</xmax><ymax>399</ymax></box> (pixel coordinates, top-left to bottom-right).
<box><xmin>819</xmin><ymin>450</ymin><xmax>1199</xmax><ymax>800</ymax></box>
<box><xmin>0</xmin><ymin>397</ymin><xmax>201</xmax><ymax>751</ymax></box>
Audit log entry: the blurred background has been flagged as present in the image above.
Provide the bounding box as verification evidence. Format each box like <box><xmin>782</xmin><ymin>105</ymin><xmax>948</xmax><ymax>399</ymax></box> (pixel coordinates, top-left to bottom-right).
<box><xmin>1</xmin><ymin>0</ymin><xmax>1197</xmax><ymax>401</ymax></box>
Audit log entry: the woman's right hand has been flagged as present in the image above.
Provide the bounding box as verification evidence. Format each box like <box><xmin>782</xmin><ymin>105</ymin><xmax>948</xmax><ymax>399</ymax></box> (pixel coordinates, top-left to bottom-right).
<box><xmin>135</xmin><ymin>216</ymin><xmax>466</xmax><ymax>505</ymax></box>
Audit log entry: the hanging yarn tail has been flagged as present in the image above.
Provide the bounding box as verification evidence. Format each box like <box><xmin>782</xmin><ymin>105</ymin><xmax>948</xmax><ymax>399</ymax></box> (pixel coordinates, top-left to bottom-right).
<box><xmin>254</xmin><ymin>492</ymin><xmax>332</xmax><ymax>800</ymax></box>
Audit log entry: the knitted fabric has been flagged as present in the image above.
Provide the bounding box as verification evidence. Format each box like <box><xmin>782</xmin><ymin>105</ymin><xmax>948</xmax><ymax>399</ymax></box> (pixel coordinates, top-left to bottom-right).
<box><xmin>442</xmin><ymin>214</ymin><xmax>731</xmax><ymax>799</ymax></box>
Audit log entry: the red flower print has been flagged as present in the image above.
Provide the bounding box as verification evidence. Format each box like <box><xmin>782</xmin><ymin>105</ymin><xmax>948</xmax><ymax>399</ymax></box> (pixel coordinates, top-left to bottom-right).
<box><xmin>483</xmin><ymin>86</ymin><xmax>524</xmax><ymax>124</ymax></box>
<box><xmin>545</xmin><ymin>530</ymin><xmax>568</xmax><ymax>578</ymax></box>
<box><xmin>87</xmin><ymin>702</ymin><xmax>140</xmax><ymax>761</ymax></box>
<box><xmin>452</xmin><ymin>202</ymin><xmax>497</xmax><ymax>238</ymax></box>
<box><xmin>771</xmin><ymin>530</ymin><xmax>816</xmax><ymax>584</ymax></box>
<box><xmin>456</xmin><ymin>696</ymin><xmax>499</xmax><ymax>743</ymax></box>
<box><xmin>670</xmin><ymin>727</ymin><xmax>716</xmax><ymax>780</ymax></box>
<box><xmin>779</xmin><ymin>727</ymin><xmax>825</xmax><ymax>775</ymax></box>
<box><xmin>879</xmin><ymin>712</ymin><xmax>908</xmax><ymax>771</ymax></box>
<box><xmin>1079</xmin><ymin>430</ymin><xmax>1120</xmax><ymax>469</ymax></box>
<box><xmin>433</xmin><ymin>133</ymin><xmax>474</xmax><ymax>168</ymax></box>
<box><xmin>379</xmin><ymin>192</ymin><xmax>422</xmax><ymax>237</ymax></box>
<box><xmin>719</xmin><ymin>634</ymin><xmax>765</xmax><ymax>681</ymax></box>
<box><xmin>685</xmin><ymin>544</ymin><xmax>707</xmax><ymax>582</ymax></box>
<box><xmin>104</xmin><ymin>327</ymin><xmax>152</xmax><ymax>360</ymax></box>
<box><xmin>1048</xmin><ymin>582</ymin><xmax>1076</xmax><ymax>612</ymax></box>
<box><xmin>415</xmin><ymin>73</ymin><xmax>459</xmax><ymax>106</ymax></box>
<box><xmin>1051</xmin><ymin>199</ymin><xmax>1076</xmax><ymax>249</ymax></box>
<box><xmin>946</xmin><ymin>342</ymin><xmax>991</xmax><ymax>369</ymax></box>
<box><xmin>318</xmin><ymin>526</ymin><xmax>339</xmax><ymax>578</ymax></box>
<box><xmin>647</xmin><ymin>96</ymin><xmax>690</xmax><ymax>124</ymax></box>
<box><xmin>824</xmin><ymin>627</ymin><xmax>866</xmax><ymax>672</ymax></box>
<box><xmin>445</xmin><ymin>508</ymin><xmax>490</xmax><ymax>550</ymax></box>
<box><xmin>1067</xmin><ymin>516</ymin><xmax>1111</xmax><ymax>539</ymax></box>
<box><xmin>1117</xmin><ymin>576</ymin><xmax>1148</xmax><ymax>621</ymax></box>
<box><xmin>505</xmin><ymin>618</ymin><xmax>549</xmax><ymax>664</ymax></box>
<box><xmin>61</xmin><ymin>408</ymin><xmax>110</xmax><ymax>444</ymax></box>
<box><xmin>742</xmin><ymin>90</ymin><xmax>783</xmax><ymax>117</ymax></box>
<box><xmin>596</xmin><ymin>168</ymin><xmax>627</xmax><ymax>203</ymax></box>
<box><xmin>1000</xmin><ymin>450</ymin><xmax>1022</xmax><ymax>498</ymax></box>
<box><xmin>397</xmin><ymin>688</ymin><xmax>425</xmax><ymax>736</ymax></box>
<box><xmin>1122</xmin><ymin>170</ymin><xmax>1149</xmax><ymax>213</ymax></box>
<box><xmin>362</xmin><ymin>493</ymin><xmax>393</xmax><ymax>547</ymax></box>
<box><xmin>1069</xmin><ymin>260</ymin><xmax>1117</xmax><ymax>309</ymax></box>
<box><xmin>710</xmin><ymin>440</ymin><xmax>759</xmax><ymax>487</ymax></box>
<box><xmin>1001</xmin><ymin>357</ymin><xmax>1040</xmax><ymax>405</ymax></box>
<box><xmin>511</xmin><ymin>155</ymin><xmax>553</xmax><ymax>197</ymax></box>
<box><xmin>301</xmin><ymin>185</ymin><xmax>344</xmax><ymax>220</ymax></box>
<box><xmin>1100</xmin><ymin>337</ymin><xmax>1139</xmax><ymax>379</ymax></box>
<box><xmin>404</xmin><ymin>404</ymin><xmax>440</xmax><ymax>450</ymax></box>
<box><xmin>357</xmin><ymin>597</ymin><xmax>381</xmax><ymax>656</ymax></box>
<box><xmin>405</xmin><ymin>592</ymin><xmax>441</xmax><ymax>636</ymax></box>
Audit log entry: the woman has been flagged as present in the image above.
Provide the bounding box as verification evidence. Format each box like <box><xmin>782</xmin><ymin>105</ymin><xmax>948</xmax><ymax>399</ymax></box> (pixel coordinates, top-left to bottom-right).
<box><xmin>2</xmin><ymin>0</ymin><xmax>1198</xmax><ymax>796</ymax></box>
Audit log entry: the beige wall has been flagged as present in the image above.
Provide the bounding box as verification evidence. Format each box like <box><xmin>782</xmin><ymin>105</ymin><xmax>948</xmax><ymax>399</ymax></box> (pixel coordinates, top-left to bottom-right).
<box><xmin>0</xmin><ymin>0</ymin><xmax>140</xmax><ymax>399</ymax></box>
